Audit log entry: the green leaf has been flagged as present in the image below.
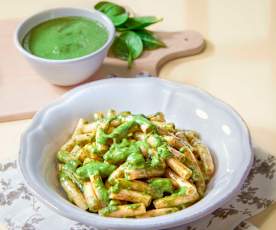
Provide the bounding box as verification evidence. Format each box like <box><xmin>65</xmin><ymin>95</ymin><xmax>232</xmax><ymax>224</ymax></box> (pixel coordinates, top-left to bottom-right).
<box><xmin>111</xmin><ymin>31</ymin><xmax>143</xmax><ymax>68</ymax></box>
<box><xmin>111</xmin><ymin>36</ymin><xmax>129</xmax><ymax>60</ymax></box>
<box><xmin>94</xmin><ymin>1</ymin><xmax>128</xmax><ymax>26</ymax></box>
<box><xmin>94</xmin><ymin>1</ymin><xmax>109</xmax><ymax>10</ymax></box>
<box><xmin>110</xmin><ymin>12</ymin><xmax>128</xmax><ymax>26</ymax></box>
<box><xmin>120</xmin><ymin>31</ymin><xmax>143</xmax><ymax>59</ymax></box>
<box><xmin>136</xmin><ymin>30</ymin><xmax>166</xmax><ymax>50</ymax></box>
<box><xmin>95</xmin><ymin>1</ymin><xmax>119</xmax><ymax>13</ymax></box>
<box><xmin>118</xmin><ymin>16</ymin><xmax>162</xmax><ymax>31</ymax></box>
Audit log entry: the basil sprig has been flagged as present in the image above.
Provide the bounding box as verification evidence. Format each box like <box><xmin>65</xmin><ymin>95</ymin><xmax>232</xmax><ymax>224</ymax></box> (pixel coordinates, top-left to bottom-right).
<box><xmin>94</xmin><ymin>1</ymin><xmax>166</xmax><ymax>68</ymax></box>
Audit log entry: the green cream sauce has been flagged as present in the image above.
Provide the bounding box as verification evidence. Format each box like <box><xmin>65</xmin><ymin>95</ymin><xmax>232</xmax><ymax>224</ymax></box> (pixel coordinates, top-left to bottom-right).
<box><xmin>126</xmin><ymin>151</ymin><xmax>145</xmax><ymax>169</ymax></box>
<box><xmin>22</xmin><ymin>16</ymin><xmax>108</xmax><ymax>60</ymax></box>
<box><xmin>99</xmin><ymin>114</ymin><xmax>172</xmax><ymax>170</ymax></box>
<box><xmin>103</xmin><ymin>139</ymin><xmax>131</xmax><ymax>164</ymax></box>
<box><xmin>76</xmin><ymin>161</ymin><xmax>116</xmax><ymax>178</ymax></box>
<box><xmin>104</xmin><ymin>138</ymin><xmax>150</xmax><ymax>166</ymax></box>
<box><xmin>148</xmin><ymin>178</ymin><xmax>174</xmax><ymax>198</ymax></box>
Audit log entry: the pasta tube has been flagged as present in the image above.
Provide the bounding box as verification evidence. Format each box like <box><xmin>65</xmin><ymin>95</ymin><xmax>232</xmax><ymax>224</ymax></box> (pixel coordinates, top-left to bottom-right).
<box><xmin>183</xmin><ymin>130</ymin><xmax>200</xmax><ymax>144</ymax></box>
<box><xmin>90</xmin><ymin>174</ymin><xmax>109</xmax><ymax>208</ymax></box>
<box><xmin>72</xmin><ymin>118</ymin><xmax>87</xmax><ymax>137</ymax></box>
<box><xmin>193</xmin><ymin>142</ymin><xmax>214</xmax><ymax>180</ymax></box>
<box><xmin>165</xmin><ymin>169</ymin><xmax>198</xmax><ymax>195</ymax></box>
<box><xmin>163</xmin><ymin>135</ymin><xmax>187</xmax><ymax>149</ymax></box>
<box><xmin>147</xmin><ymin>112</ymin><xmax>165</xmax><ymax>122</ymax></box>
<box><xmin>114</xmin><ymin>178</ymin><xmax>153</xmax><ymax>195</ymax></box>
<box><xmin>166</xmin><ymin>157</ymin><xmax>192</xmax><ymax>180</ymax></box>
<box><xmin>125</xmin><ymin>167</ymin><xmax>165</xmax><ymax>180</ymax></box>
<box><xmin>153</xmin><ymin>192</ymin><xmax>198</xmax><ymax>209</ymax></box>
<box><xmin>169</xmin><ymin>147</ymin><xmax>206</xmax><ymax>196</ymax></box>
<box><xmin>83</xmin><ymin>181</ymin><xmax>100</xmax><ymax>212</ymax></box>
<box><xmin>107</xmin><ymin>163</ymin><xmax>126</xmax><ymax>185</ymax></box>
<box><xmin>99</xmin><ymin>203</ymin><xmax>146</xmax><ymax>217</ymax></box>
<box><xmin>136</xmin><ymin>207</ymin><xmax>178</xmax><ymax>218</ymax></box>
<box><xmin>109</xmin><ymin>199</ymin><xmax>127</xmax><ymax>206</ymax></box>
<box><xmin>59</xmin><ymin>172</ymin><xmax>87</xmax><ymax>210</ymax></box>
<box><xmin>61</xmin><ymin>138</ymin><xmax>75</xmax><ymax>152</ymax></box>
<box><xmin>110</xmin><ymin>189</ymin><xmax>152</xmax><ymax>207</ymax></box>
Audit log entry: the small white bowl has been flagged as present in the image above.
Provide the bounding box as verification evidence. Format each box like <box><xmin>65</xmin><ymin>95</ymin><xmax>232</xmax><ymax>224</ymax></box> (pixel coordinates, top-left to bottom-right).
<box><xmin>14</xmin><ymin>7</ymin><xmax>115</xmax><ymax>86</ymax></box>
<box><xmin>19</xmin><ymin>78</ymin><xmax>253</xmax><ymax>230</ymax></box>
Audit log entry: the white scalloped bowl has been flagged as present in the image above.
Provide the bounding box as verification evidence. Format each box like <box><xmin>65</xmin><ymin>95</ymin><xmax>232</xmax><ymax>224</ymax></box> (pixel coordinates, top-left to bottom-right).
<box><xmin>19</xmin><ymin>78</ymin><xmax>253</xmax><ymax>230</ymax></box>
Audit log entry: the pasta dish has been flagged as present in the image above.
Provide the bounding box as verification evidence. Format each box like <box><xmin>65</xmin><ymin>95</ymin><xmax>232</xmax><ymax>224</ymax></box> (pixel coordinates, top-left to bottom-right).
<box><xmin>57</xmin><ymin>110</ymin><xmax>214</xmax><ymax>218</ymax></box>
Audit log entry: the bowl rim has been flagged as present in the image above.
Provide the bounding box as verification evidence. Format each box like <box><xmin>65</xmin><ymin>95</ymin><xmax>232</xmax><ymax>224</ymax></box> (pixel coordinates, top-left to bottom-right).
<box><xmin>19</xmin><ymin>77</ymin><xmax>254</xmax><ymax>229</ymax></box>
<box><xmin>14</xmin><ymin>7</ymin><xmax>115</xmax><ymax>64</ymax></box>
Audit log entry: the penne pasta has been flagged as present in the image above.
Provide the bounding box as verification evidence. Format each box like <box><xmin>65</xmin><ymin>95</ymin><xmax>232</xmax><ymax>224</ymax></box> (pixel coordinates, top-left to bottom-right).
<box><xmin>125</xmin><ymin>167</ymin><xmax>165</xmax><ymax>180</ymax></box>
<box><xmin>58</xmin><ymin>163</ymin><xmax>64</xmax><ymax>172</ymax></box>
<box><xmin>166</xmin><ymin>157</ymin><xmax>192</xmax><ymax>180</ymax></box>
<box><xmin>133</xmin><ymin>131</ymin><xmax>147</xmax><ymax>141</ymax></box>
<box><xmin>165</xmin><ymin>168</ymin><xmax>199</xmax><ymax>197</ymax></box>
<box><xmin>152</xmin><ymin>121</ymin><xmax>175</xmax><ymax>134</ymax></box>
<box><xmin>107</xmin><ymin>163</ymin><xmax>126</xmax><ymax>185</ymax></box>
<box><xmin>90</xmin><ymin>174</ymin><xmax>109</xmax><ymax>208</ymax></box>
<box><xmin>59</xmin><ymin>172</ymin><xmax>87</xmax><ymax>210</ymax></box>
<box><xmin>82</xmin><ymin>122</ymin><xmax>98</xmax><ymax>134</ymax></box>
<box><xmin>70</xmin><ymin>145</ymin><xmax>81</xmax><ymax>154</ymax></box>
<box><xmin>109</xmin><ymin>199</ymin><xmax>127</xmax><ymax>206</ymax></box>
<box><xmin>83</xmin><ymin>181</ymin><xmax>100</xmax><ymax>212</ymax></box>
<box><xmin>115</xmin><ymin>178</ymin><xmax>153</xmax><ymax>195</ymax></box>
<box><xmin>109</xmin><ymin>189</ymin><xmax>152</xmax><ymax>207</ymax></box>
<box><xmin>72</xmin><ymin>118</ymin><xmax>87</xmax><ymax>137</ymax></box>
<box><xmin>147</xmin><ymin>112</ymin><xmax>165</xmax><ymax>122</ymax></box>
<box><xmin>61</xmin><ymin>138</ymin><xmax>76</xmax><ymax>152</ymax></box>
<box><xmin>99</xmin><ymin>203</ymin><xmax>146</xmax><ymax>217</ymax></box>
<box><xmin>94</xmin><ymin>112</ymin><xmax>104</xmax><ymax>120</ymax></box>
<box><xmin>169</xmin><ymin>147</ymin><xmax>206</xmax><ymax>196</ymax></box>
<box><xmin>73</xmin><ymin>133</ymin><xmax>93</xmax><ymax>146</ymax></box>
<box><xmin>107</xmin><ymin>109</ymin><xmax>117</xmax><ymax>118</ymax></box>
<box><xmin>193</xmin><ymin>142</ymin><xmax>215</xmax><ymax>181</ymax></box>
<box><xmin>183</xmin><ymin>130</ymin><xmax>200</xmax><ymax>144</ymax></box>
<box><xmin>110</xmin><ymin>119</ymin><xmax>121</xmax><ymax>127</ymax></box>
<box><xmin>136</xmin><ymin>207</ymin><xmax>179</xmax><ymax>218</ymax></box>
<box><xmin>153</xmin><ymin>192</ymin><xmax>199</xmax><ymax>209</ymax></box>
<box><xmin>163</xmin><ymin>135</ymin><xmax>186</xmax><ymax>149</ymax></box>
<box><xmin>57</xmin><ymin>150</ymin><xmax>75</xmax><ymax>163</ymax></box>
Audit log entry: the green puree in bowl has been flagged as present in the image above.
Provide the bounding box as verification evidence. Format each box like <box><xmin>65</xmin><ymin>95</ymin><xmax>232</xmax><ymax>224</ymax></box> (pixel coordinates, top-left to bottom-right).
<box><xmin>22</xmin><ymin>16</ymin><xmax>108</xmax><ymax>60</ymax></box>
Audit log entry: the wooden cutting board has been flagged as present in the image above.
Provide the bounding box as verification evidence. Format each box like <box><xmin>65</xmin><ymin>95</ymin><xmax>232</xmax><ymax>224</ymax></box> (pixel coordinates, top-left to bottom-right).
<box><xmin>0</xmin><ymin>19</ymin><xmax>205</xmax><ymax>122</ymax></box>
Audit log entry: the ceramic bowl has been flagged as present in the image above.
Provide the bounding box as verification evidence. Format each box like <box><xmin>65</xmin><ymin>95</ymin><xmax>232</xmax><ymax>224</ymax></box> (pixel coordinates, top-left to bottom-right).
<box><xmin>19</xmin><ymin>78</ymin><xmax>253</xmax><ymax>230</ymax></box>
<box><xmin>14</xmin><ymin>7</ymin><xmax>115</xmax><ymax>86</ymax></box>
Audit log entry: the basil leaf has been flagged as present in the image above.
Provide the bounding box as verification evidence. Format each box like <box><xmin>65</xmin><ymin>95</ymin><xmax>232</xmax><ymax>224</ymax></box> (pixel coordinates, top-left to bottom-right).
<box><xmin>95</xmin><ymin>1</ymin><xmax>120</xmax><ymax>13</ymax></box>
<box><xmin>94</xmin><ymin>1</ymin><xmax>165</xmax><ymax>68</ymax></box>
<box><xmin>111</xmin><ymin>36</ymin><xmax>129</xmax><ymax>60</ymax></box>
<box><xmin>111</xmin><ymin>36</ymin><xmax>134</xmax><ymax>68</ymax></box>
<box><xmin>94</xmin><ymin>1</ymin><xmax>109</xmax><ymax>10</ymax></box>
<box><xmin>118</xmin><ymin>16</ymin><xmax>162</xmax><ymax>31</ymax></box>
<box><xmin>95</xmin><ymin>1</ymin><xmax>115</xmax><ymax>13</ymax></box>
<box><xmin>119</xmin><ymin>31</ymin><xmax>143</xmax><ymax>59</ymax></box>
<box><xmin>136</xmin><ymin>30</ymin><xmax>166</xmax><ymax>50</ymax></box>
<box><xmin>95</xmin><ymin>1</ymin><xmax>128</xmax><ymax>26</ymax></box>
<box><xmin>111</xmin><ymin>31</ymin><xmax>143</xmax><ymax>68</ymax></box>
<box><xmin>110</xmin><ymin>12</ymin><xmax>128</xmax><ymax>26</ymax></box>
